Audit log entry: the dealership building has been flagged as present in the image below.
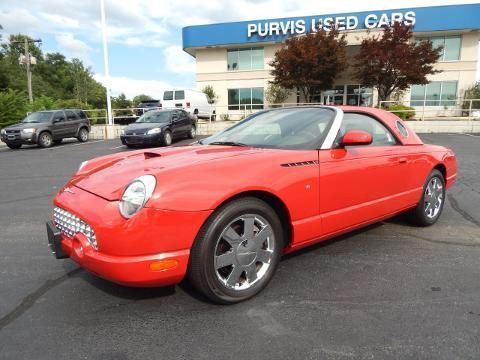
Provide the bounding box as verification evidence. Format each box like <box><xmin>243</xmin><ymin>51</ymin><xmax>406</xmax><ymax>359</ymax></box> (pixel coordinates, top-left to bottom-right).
<box><xmin>182</xmin><ymin>4</ymin><xmax>480</xmax><ymax>117</ymax></box>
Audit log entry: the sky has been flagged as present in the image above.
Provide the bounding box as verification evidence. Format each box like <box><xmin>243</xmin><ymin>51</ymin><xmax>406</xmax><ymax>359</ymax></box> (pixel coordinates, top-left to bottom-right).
<box><xmin>0</xmin><ymin>0</ymin><xmax>478</xmax><ymax>99</ymax></box>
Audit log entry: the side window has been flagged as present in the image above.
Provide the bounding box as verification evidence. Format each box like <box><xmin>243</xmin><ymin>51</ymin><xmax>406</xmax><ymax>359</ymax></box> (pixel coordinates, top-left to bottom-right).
<box><xmin>65</xmin><ymin>110</ymin><xmax>78</xmax><ymax>121</ymax></box>
<box><xmin>77</xmin><ymin>110</ymin><xmax>87</xmax><ymax>120</ymax></box>
<box><xmin>53</xmin><ymin>111</ymin><xmax>65</xmax><ymax>122</ymax></box>
<box><xmin>336</xmin><ymin>113</ymin><xmax>398</xmax><ymax>146</ymax></box>
<box><xmin>174</xmin><ymin>91</ymin><xmax>185</xmax><ymax>100</ymax></box>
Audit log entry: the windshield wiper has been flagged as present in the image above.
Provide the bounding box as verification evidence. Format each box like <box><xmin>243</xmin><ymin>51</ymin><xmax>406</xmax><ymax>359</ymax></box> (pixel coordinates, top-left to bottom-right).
<box><xmin>207</xmin><ymin>141</ymin><xmax>249</xmax><ymax>147</ymax></box>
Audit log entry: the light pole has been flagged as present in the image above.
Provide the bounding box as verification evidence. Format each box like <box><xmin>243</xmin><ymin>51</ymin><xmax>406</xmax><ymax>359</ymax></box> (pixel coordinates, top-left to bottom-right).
<box><xmin>100</xmin><ymin>0</ymin><xmax>113</xmax><ymax>125</ymax></box>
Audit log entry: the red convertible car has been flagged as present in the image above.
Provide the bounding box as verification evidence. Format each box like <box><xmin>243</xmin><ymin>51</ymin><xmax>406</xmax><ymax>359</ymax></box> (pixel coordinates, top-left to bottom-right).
<box><xmin>47</xmin><ymin>106</ymin><xmax>457</xmax><ymax>303</ymax></box>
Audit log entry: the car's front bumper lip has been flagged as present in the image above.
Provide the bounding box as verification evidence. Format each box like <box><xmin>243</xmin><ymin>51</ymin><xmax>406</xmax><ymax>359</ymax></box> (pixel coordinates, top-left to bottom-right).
<box><xmin>46</xmin><ymin>220</ymin><xmax>190</xmax><ymax>287</ymax></box>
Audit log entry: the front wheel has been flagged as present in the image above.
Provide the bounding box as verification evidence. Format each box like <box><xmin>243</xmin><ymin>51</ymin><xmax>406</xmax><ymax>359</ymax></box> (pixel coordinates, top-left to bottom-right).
<box><xmin>38</xmin><ymin>132</ymin><xmax>53</xmax><ymax>148</ymax></box>
<box><xmin>188</xmin><ymin>197</ymin><xmax>283</xmax><ymax>304</ymax></box>
<box><xmin>410</xmin><ymin>169</ymin><xmax>446</xmax><ymax>226</ymax></box>
<box><xmin>161</xmin><ymin>130</ymin><xmax>172</xmax><ymax>146</ymax></box>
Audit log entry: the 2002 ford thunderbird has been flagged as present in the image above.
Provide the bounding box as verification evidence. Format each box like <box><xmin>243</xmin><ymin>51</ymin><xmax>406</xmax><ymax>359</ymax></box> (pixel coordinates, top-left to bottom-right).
<box><xmin>47</xmin><ymin>106</ymin><xmax>457</xmax><ymax>303</ymax></box>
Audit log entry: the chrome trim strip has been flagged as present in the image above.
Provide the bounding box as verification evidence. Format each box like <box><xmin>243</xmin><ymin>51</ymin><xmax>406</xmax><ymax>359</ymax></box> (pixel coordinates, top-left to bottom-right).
<box><xmin>320</xmin><ymin>106</ymin><xmax>344</xmax><ymax>150</ymax></box>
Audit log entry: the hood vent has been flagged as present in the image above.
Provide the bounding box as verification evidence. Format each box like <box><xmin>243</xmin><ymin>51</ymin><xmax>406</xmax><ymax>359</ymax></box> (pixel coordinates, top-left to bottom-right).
<box><xmin>281</xmin><ymin>160</ymin><xmax>319</xmax><ymax>167</ymax></box>
<box><xmin>143</xmin><ymin>152</ymin><xmax>162</xmax><ymax>159</ymax></box>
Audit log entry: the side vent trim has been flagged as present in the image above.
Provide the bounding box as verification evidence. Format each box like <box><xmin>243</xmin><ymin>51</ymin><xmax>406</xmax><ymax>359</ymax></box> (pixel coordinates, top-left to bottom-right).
<box><xmin>280</xmin><ymin>160</ymin><xmax>319</xmax><ymax>167</ymax></box>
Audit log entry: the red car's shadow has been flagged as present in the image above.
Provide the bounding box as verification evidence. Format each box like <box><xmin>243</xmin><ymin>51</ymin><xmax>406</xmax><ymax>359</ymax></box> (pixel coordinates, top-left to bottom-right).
<box><xmin>73</xmin><ymin>214</ymin><xmax>411</xmax><ymax>303</ymax></box>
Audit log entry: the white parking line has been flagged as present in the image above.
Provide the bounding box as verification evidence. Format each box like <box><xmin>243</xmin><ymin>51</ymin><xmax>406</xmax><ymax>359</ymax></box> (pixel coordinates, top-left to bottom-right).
<box><xmin>464</xmin><ymin>133</ymin><xmax>480</xmax><ymax>138</ymax></box>
<box><xmin>110</xmin><ymin>145</ymin><xmax>126</xmax><ymax>149</ymax></box>
<box><xmin>39</xmin><ymin>140</ymin><xmax>105</xmax><ymax>150</ymax></box>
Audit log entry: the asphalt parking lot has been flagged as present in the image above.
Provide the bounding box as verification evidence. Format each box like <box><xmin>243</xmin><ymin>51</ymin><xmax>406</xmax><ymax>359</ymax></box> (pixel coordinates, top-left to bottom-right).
<box><xmin>0</xmin><ymin>134</ymin><xmax>479</xmax><ymax>360</ymax></box>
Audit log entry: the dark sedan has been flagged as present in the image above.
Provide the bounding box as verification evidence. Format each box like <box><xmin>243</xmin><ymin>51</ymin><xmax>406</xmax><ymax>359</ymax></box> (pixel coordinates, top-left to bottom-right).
<box><xmin>120</xmin><ymin>109</ymin><xmax>197</xmax><ymax>147</ymax></box>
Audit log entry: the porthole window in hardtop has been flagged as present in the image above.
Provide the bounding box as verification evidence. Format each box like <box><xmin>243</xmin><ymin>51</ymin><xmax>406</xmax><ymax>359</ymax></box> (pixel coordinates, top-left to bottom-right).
<box><xmin>396</xmin><ymin>121</ymin><xmax>409</xmax><ymax>137</ymax></box>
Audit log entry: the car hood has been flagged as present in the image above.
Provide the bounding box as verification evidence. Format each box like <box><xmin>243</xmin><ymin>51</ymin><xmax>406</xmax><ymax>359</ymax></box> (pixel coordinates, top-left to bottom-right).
<box><xmin>71</xmin><ymin>145</ymin><xmax>262</xmax><ymax>201</ymax></box>
<box><xmin>4</xmin><ymin>122</ymin><xmax>45</xmax><ymax>130</ymax></box>
<box><xmin>124</xmin><ymin>122</ymin><xmax>168</xmax><ymax>133</ymax></box>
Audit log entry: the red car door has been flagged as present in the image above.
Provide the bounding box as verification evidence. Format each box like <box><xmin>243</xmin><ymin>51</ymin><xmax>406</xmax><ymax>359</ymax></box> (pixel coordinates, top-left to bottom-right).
<box><xmin>318</xmin><ymin>112</ymin><xmax>415</xmax><ymax>237</ymax></box>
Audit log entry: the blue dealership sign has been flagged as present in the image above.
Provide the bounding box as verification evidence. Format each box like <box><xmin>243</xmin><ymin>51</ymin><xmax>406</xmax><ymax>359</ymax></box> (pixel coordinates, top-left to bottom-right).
<box><xmin>183</xmin><ymin>4</ymin><xmax>480</xmax><ymax>50</ymax></box>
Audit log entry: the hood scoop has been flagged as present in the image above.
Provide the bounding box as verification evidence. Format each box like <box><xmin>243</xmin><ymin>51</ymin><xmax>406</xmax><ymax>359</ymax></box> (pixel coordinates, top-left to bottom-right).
<box><xmin>143</xmin><ymin>152</ymin><xmax>162</xmax><ymax>159</ymax></box>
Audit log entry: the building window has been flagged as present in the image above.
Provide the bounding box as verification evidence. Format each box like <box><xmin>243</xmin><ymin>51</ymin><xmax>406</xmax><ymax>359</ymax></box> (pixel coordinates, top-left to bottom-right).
<box><xmin>228</xmin><ymin>88</ymin><xmax>264</xmax><ymax>110</ymax></box>
<box><xmin>346</xmin><ymin>85</ymin><xmax>373</xmax><ymax>106</ymax></box>
<box><xmin>410</xmin><ymin>81</ymin><xmax>458</xmax><ymax>106</ymax></box>
<box><xmin>416</xmin><ymin>36</ymin><xmax>461</xmax><ymax>61</ymax></box>
<box><xmin>227</xmin><ymin>48</ymin><xmax>264</xmax><ymax>71</ymax></box>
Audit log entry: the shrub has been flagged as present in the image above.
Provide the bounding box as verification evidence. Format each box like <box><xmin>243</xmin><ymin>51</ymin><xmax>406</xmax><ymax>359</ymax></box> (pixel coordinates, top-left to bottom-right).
<box><xmin>0</xmin><ymin>90</ymin><xmax>29</xmax><ymax>128</ymax></box>
<box><xmin>220</xmin><ymin>113</ymin><xmax>230</xmax><ymax>121</ymax></box>
<box><xmin>386</xmin><ymin>104</ymin><xmax>415</xmax><ymax>120</ymax></box>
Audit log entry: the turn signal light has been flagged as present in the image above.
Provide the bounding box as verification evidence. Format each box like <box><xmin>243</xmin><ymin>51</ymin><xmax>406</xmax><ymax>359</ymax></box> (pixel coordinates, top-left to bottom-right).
<box><xmin>149</xmin><ymin>259</ymin><xmax>178</xmax><ymax>272</ymax></box>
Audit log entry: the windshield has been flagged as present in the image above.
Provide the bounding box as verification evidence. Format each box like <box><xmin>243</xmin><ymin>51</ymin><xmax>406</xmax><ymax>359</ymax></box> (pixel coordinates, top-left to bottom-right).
<box><xmin>201</xmin><ymin>108</ymin><xmax>336</xmax><ymax>150</ymax></box>
<box><xmin>136</xmin><ymin>111</ymin><xmax>171</xmax><ymax>123</ymax></box>
<box><xmin>22</xmin><ymin>112</ymin><xmax>54</xmax><ymax>123</ymax></box>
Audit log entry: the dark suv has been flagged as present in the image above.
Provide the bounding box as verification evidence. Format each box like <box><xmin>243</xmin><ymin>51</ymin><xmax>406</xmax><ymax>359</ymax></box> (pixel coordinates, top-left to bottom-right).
<box><xmin>0</xmin><ymin>109</ymin><xmax>91</xmax><ymax>149</ymax></box>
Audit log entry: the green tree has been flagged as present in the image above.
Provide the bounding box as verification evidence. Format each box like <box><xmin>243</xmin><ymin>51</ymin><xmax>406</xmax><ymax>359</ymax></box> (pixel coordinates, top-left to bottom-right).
<box><xmin>132</xmin><ymin>94</ymin><xmax>153</xmax><ymax>106</ymax></box>
<box><xmin>265</xmin><ymin>83</ymin><xmax>291</xmax><ymax>106</ymax></box>
<box><xmin>0</xmin><ymin>89</ymin><xmax>28</xmax><ymax>128</ymax></box>
<box><xmin>112</xmin><ymin>93</ymin><xmax>132</xmax><ymax>116</ymax></box>
<box><xmin>201</xmin><ymin>85</ymin><xmax>218</xmax><ymax>104</ymax></box>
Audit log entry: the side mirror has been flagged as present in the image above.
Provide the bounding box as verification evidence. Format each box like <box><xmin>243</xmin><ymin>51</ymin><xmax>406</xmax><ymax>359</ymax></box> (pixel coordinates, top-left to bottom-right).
<box><xmin>341</xmin><ymin>130</ymin><xmax>372</xmax><ymax>147</ymax></box>
<box><xmin>171</xmin><ymin>115</ymin><xmax>177</xmax><ymax>122</ymax></box>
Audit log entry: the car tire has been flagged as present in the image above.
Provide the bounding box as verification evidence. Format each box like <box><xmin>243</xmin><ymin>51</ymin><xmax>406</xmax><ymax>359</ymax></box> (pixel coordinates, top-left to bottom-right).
<box><xmin>188</xmin><ymin>125</ymin><xmax>196</xmax><ymax>139</ymax></box>
<box><xmin>6</xmin><ymin>143</ymin><xmax>22</xmax><ymax>149</ymax></box>
<box><xmin>38</xmin><ymin>132</ymin><xmax>53</xmax><ymax>148</ymax></box>
<box><xmin>211</xmin><ymin>112</ymin><xmax>216</xmax><ymax>122</ymax></box>
<box><xmin>188</xmin><ymin>197</ymin><xmax>283</xmax><ymax>304</ymax></box>
<box><xmin>410</xmin><ymin>169</ymin><xmax>446</xmax><ymax>226</ymax></box>
<box><xmin>77</xmin><ymin>128</ymin><xmax>89</xmax><ymax>143</ymax></box>
<box><xmin>53</xmin><ymin>139</ymin><xmax>62</xmax><ymax>145</ymax></box>
<box><xmin>161</xmin><ymin>130</ymin><xmax>172</xmax><ymax>146</ymax></box>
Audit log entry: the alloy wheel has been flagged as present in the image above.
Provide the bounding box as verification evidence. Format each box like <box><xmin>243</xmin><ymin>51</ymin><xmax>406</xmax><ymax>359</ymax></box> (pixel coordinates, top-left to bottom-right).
<box><xmin>424</xmin><ymin>176</ymin><xmax>444</xmax><ymax>219</ymax></box>
<box><xmin>214</xmin><ymin>214</ymin><xmax>274</xmax><ymax>291</ymax></box>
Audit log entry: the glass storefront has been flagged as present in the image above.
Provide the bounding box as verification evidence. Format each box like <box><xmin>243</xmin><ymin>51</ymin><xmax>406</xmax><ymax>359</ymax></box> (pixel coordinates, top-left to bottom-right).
<box><xmin>321</xmin><ymin>85</ymin><xmax>373</xmax><ymax>106</ymax></box>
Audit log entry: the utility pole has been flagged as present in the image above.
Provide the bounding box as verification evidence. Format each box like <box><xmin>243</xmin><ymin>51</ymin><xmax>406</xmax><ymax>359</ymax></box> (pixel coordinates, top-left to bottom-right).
<box><xmin>12</xmin><ymin>38</ymin><xmax>41</xmax><ymax>104</ymax></box>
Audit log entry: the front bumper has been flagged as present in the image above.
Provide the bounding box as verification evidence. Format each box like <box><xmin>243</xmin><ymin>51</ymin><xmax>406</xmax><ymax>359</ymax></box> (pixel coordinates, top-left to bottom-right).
<box><xmin>1</xmin><ymin>132</ymin><xmax>38</xmax><ymax>145</ymax></box>
<box><xmin>47</xmin><ymin>185</ymin><xmax>212</xmax><ymax>287</ymax></box>
<box><xmin>120</xmin><ymin>133</ymin><xmax>163</xmax><ymax>146</ymax></box>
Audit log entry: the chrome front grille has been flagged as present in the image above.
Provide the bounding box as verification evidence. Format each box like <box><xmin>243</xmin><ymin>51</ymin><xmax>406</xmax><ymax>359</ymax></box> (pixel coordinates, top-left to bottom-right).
<box><xmin>53</xmin><ymin>207</ymin><xmax>97</xmax><ymax>249</ymax></box>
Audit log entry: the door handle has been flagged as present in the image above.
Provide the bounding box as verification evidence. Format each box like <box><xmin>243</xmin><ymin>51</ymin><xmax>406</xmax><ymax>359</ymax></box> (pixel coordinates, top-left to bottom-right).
<box><xmin>399</xmin><ymin>157</ymin><xmax>408</xmax><ymax>164</ymax></box>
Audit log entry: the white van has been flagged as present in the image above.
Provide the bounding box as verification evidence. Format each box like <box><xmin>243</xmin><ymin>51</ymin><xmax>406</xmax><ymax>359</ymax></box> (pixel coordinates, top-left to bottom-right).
<box><xmin>162</xmin><ymin>89</ymin><xmax>216</xmax><ymax>120</ymax></box>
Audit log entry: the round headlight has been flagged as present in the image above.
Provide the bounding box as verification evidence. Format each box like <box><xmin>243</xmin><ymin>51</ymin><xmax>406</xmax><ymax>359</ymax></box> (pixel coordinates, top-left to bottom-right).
<box><xmin>119</xmin><ymin>175</ymin><xmax>156</xmax><ymax>218</ymax></box>
<box><xmin>0</xmin><ymin>129</ymin><xmax>6</xmax><ymax>135</ymax></box>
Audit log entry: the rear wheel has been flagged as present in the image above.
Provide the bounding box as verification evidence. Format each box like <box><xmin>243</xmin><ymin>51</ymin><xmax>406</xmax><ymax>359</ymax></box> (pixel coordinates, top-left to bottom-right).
<box><xmin>6</xmin><ymin>143</ymin><xmax>22</xmax><ymax>149</ymax></box>
<box><xmin>77</xmin><ymin>128</ymin><xmax>89</xmax><ymax>143</ymax></box>
<box><xmin>188</xmin><ymin>197</ymin><xmax>283</xmax><ymax>304</ymax></box>
<box><xmin>211</xmin><ymin>112</ymin><xmax>216</xmax><ymax>122</ymax></box>
<box><xmin>410</xmin><ymin>169</ymin><xmax>445</xmax><ymax>226</ymax></box>
<box><xmin>38</xmin><ymin>132</ymin><xmax>53</xmax><ymax>148</ymax></box>
<box><xmin>161</xmin><ymin>130</ymin><xmax>172</xmax><ymax>146</ymax></box>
